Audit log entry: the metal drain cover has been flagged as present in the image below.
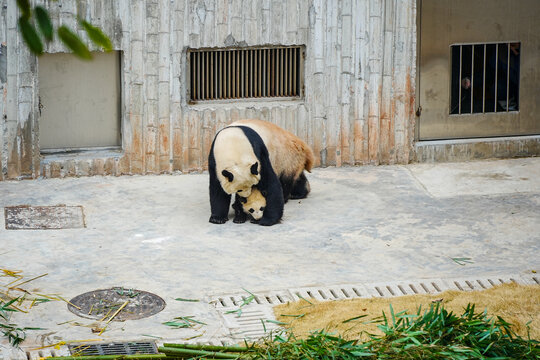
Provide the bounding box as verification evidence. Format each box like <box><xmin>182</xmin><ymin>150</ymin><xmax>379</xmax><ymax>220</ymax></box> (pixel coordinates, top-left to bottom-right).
<box><xmin>69</xmin><ymin>342</ymin><xmax>158</xmax><ymax>356</ymax></box>
<box><xmin>68</xmin><ymin>287</ymin><xmax>166</xmax><ymax>321</ymax></box>
<box><xmin>4</xmin><ymin>205</ymin><xmax>85</xmax><ymax>230</ymax></box>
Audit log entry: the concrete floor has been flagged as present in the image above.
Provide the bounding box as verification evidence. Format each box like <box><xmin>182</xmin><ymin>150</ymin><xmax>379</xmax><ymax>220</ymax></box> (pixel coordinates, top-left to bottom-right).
<box><xmin>0</xmin><ymin>158</ymin><xmax>539</xmax><ymax>351</ymax></box>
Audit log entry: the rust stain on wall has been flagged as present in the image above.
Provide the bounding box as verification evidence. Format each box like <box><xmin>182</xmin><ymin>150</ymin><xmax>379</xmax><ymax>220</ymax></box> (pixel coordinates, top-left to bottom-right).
<box><xmin>1</xmin><ymin>0</ymin><xmax>421</xmax><ymax>180</ymax></box>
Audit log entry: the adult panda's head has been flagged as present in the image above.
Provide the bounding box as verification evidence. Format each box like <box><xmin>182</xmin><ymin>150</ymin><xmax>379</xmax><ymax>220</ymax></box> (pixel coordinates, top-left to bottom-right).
<box><xmin>220</xmin><ymin>162</ymin><xmax>260</xmax><ymax>197</ymax></box>
<box><xmin>213</xmin><ymin>126</ymin><xmax>262</xmax><ymax>197</ymax></box>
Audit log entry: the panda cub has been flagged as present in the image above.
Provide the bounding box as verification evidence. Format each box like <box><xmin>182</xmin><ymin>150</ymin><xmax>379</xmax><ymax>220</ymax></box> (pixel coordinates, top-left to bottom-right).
<box><xmin>236</xmin><ymin>187</ymin><xmax>267</xmax><ymax>223</ymax></box>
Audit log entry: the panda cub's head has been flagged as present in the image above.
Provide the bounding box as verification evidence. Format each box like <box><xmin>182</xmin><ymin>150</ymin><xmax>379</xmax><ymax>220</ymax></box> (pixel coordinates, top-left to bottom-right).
<box><xmin>239</xmin><ymin>187</ymin><xmax>266</xmax><ymax>221</ymax></box>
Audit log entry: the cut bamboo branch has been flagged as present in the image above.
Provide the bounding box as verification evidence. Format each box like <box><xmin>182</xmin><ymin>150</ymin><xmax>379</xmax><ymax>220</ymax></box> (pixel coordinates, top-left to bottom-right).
<box><xmin>57</xmin><ymin>295</ymin><xmax>82</xmax><ymax>310</ymax></box>
<box><xmin>158</xmin><ymin>347</ymin><xmax>240</xmax><ymax>359</ymax></box>
<box><xmin>97</xmin><ymin>301</ymin><xmax>129</xmax><ymax>335</ymax></box>
<box><xmin>7</xmin><ymin>273</ymin><xmax>48</xmax><ymax>289</ymax></box>
<box><xmin>162</xmin><ymin>343</ymin><xmax>249</xmax><ymax>353</ymax></box>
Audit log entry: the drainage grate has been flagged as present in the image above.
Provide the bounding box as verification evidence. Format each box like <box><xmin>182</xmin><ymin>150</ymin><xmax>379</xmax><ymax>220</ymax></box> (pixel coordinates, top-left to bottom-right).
<box><xmin>219</xmin><ymin>306</ymin><xmax>283</xmax><ymax>340</ymax></box>
<box><xmin>67</xmin><ymin>287</ymin><xmax>166</xmax><ymax>321</ymax></box>
<box><xmin>4</xmin><ymin>205</ymin><xmax>85</xmax><ymax>230</ymax></box>
<box><xmin>68</xmin><ymin>342</ymin><xmax>158</xmax><ymax>356</ymax></box>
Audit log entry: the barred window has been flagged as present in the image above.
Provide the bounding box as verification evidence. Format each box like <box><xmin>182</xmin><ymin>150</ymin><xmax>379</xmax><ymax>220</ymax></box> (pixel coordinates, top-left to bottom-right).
<box><xmin>188</xmin><ymin>46</ymin><xmax>304</xmax><ymax>102</ymax></box>
<box><xmin>450</xmin><ymin>42</ymin><xmax>520</xmax><ymax>114</ymax></box>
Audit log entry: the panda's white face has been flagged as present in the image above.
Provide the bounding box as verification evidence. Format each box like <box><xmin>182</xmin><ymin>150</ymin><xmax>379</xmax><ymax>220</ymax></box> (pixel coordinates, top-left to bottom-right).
<box><xmin>241</xmin><ymin>188</ymin><xmax>266</xmax><ymax>220</ymax></box>
<box><xmin>220</xmin><ymin>162</ymin><xmax>260</xmax><ymax>197</ymax></box>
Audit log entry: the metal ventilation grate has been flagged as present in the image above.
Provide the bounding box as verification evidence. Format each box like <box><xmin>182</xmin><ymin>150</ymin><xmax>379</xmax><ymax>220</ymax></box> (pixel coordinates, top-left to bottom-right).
<box><xmin>188</xmin><ymin>46</ymin><xmax>304</xmax><ymax>102</ymax></box>
<box><xmin>68</xmin><ymin>342</ymin><xmax>158</xmax><ymax>356</ymax></box>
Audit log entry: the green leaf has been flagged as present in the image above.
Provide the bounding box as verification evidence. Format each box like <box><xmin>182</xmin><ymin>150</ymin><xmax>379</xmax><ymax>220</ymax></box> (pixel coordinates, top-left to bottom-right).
<box><xmin>342</xmin><ymin>314</ymin><xmax>368</xmax><ymax>323</ymax></box>
<box><xmin>18</xmin><ymin>18</ymin><xmax>43</xmax><ymax>55</ymax></box>
<box><xmin>16</xmin><ymin>0</ymin><xmax>31</xmax><ymax>20</ymax></box>
<box><xmin>34</xmin><ymin>6</ymin><xmax>53</xmax><ymax>42</ymax></box>
<box><xmin>350</xmin><ymin>351</ymin><xmax>376</xmax><ymax>357</ymax></box>
<box><xmin>265</xmin><ymin>319</ymin><xmax>288</xmax><ymax>325</ymax></box>
<box><xmin>57</xmin><ymin>25</ymin><xmax>92</xmax><ymax>60</ymax></box>
<box><xmin>79</xmin><ymin>19</ymin><xmax>113</xmax><ymax>51</ymax></box>
<box><xmin>175</xmin><ymin>297</ymin><xmax>200</xmax><ymax>302</ymax></box>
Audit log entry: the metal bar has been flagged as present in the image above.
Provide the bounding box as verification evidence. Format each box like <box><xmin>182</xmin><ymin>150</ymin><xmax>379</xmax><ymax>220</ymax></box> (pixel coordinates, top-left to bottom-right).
<box><xmin>197</xmin><ymin>52</ymin><xmax>201</xmax><ymax>100</ymax></box>
<box><xmin>291</xmin><ymin>48</ymin><xmax>299</xmax><ymax>96</ymax></box>
<box><xmin>257</xmin><ymin>49</ymin><xmax>261</xmax><ymax>97</ymax></box>
<box><xmin>249</xmin><ymin>51</ymin><xmax>254</xmax><ymax>97</ymax></box>
<box><xmin>279</xmin><ymin>48</ymin><xmax>283</xmax><ymax>96</ymax></box>
<box><xmin>219</xmin><ymin>51</ymin><xmax>222</xmax><ymax>99</ymax></box>
<box><xmin>232</xmin><ymin>50</ymin><xmax>236</xmax><ymax>98</ymax></box>
<box><xmin>223</xmin><ymin>51</ymin><xmax>226</xmax><ymax>99</ymax></box>
<box><xmin>209</xmin><ymin>52</ymin><xmax>213</xmax><ymax>99</ymax></box>
<box><xmin>458</xmin><ymin>45</ymin><xmax>462</xmax><ymax>114</ymax></box>
<box><xmin>189</xmin><ymin>53</ymin><xmax>194</xmax><ymax>100</ymax></box>
<box><xmin>205</xmin><ymin>52</ymin><xmax>209</xmax><ymax>100</ymax></box>
<box><xmin>228</xmin><ymin>50</ymin><xmax>230</xmax><ymax>99</ymax></box>
<box><xmin>483</xmin><ymin>44</ymin><xmax>486</xmax><ymax>113</ymax></box>
<box><xmin>231</xmin><ymin>50</ymin><xmax>234</xmax><ymax>98</ymax></box>
<box><xmin>192</xmin><ymin>52</ymin><xmax>196</xmax><ymax>100</ymax></box>
<box><xmin>262</xmin><ymin>49</ymin><xmax>266</xmax><ymax>97</ymax></box>
<box><xmin>288</xmin><ymin>48</ymin><xmax>293</xmax><ymax>96</ymax></box>
<box><xmin>281</xmin><ymin>48</ymin><xmax>289</xmax><ymax>96</ymax></box>
<box><xmin>245</xmin><ymin>50</ymin><xmax>251</xmax><ymax>97</ymax></box>
<box><xmin>506</xmin><ymin>43</ymin><xmax>510</xmax><ymax>112</ymax></box>
<box><xmin>200</xmin><ymin>52</ymin><xmax>204</xmax><ymax>100</ymax></box>
<box><xmin>470</xmin><ymin>45</ymin><xmax>474</xmax><ymax>113</ymax></box>
<box><xmin>269</xmin><ymin>49</ymin><xmax>273</xmax><ymax>96</ymax></box>
<box><xmin>494</xmin><ymin>44</ymin><xmax>498</xmax><ymax>112</ymax></box>
<box><xmin>239</xmin><ymin>50</ymin><xmax>243</xmax><ymax>98</ymax></box>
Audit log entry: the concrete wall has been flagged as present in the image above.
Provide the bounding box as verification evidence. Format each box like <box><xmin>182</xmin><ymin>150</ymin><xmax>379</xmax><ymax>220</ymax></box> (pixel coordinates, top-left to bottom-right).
<box><xmin>0</xmin><ymin>0</ymin><xmax>417</xmax><ymax>180</ymax></box>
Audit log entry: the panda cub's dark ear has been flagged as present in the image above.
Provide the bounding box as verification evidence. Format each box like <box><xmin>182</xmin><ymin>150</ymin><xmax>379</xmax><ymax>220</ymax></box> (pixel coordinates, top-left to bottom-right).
<box><xmin>222</xmin><ymin>170</ymin><xmax>234</xmax><ymax>182</ymax></box>
<box><xmin>239</xmin><ymin>197</ymin><xmax>247</xmax><ymax>203</ymax></box>
<box><xmin>250</xmin><ymin>162</ymin><xmax>259</xmax><ymax>175</ymax></box>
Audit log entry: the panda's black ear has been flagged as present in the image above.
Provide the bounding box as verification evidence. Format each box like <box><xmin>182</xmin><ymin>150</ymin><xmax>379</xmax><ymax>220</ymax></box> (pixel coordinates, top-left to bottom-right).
<box><xmin>250</xmin><ymin>162</ymin><xmax>259</xmax><ymax>175</ymax></box>
<box><xmin>222</xmin><ymin>170</ymin><xmax>234</xmax><ymax>182</ymax></box>
<box><xmin>239</xmin><ymin>196</ymin><xmax>247</xmax><ymax>203</ymax></box>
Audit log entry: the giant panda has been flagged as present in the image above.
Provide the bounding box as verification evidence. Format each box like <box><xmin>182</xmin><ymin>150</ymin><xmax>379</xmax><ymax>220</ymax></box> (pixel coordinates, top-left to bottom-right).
<box><xmin>208</xmin><ymin>125</ymin><xmax>284</xmax><ymax>226</ymax></box>
<box><xmin>229</xmin><ymin>119</ymin><xmax>315</xmax><ymax>202</ymax></box>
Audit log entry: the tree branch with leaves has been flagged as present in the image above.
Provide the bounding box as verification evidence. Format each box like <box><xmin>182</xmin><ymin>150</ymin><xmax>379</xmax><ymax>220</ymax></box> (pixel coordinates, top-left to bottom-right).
<box><xmin>16</xmin><ymin>0</ymin><xmax>112</xmax><ymax>59</ymax></box>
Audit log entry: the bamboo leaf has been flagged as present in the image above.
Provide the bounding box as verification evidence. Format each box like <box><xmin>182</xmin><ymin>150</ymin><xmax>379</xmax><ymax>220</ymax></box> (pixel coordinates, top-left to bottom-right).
<box><xmin>16</xmin><ymin>0</ymin><xmax>31</xmax><ymax>19</ymax></box>
<box><xmin>34</xmin><ymin>6</ymin><xmax>53</xmax><ymax>42</ymax></box>
<box><xmin>175</xmin><ymin>297</ymin><xmax>199</xmax><ymax>302</ymax></box>
<box><xmin>342</xmin><ymin>314</ymin><xmax>368</xmax><ymax>323</ymax></box>
<box><xmin>18</xmin><ymin>18</ymin><xmax>43</xmax><ymax>55</ymax></box>
<box><xmin>265</xmin><ymin>319</ymin><xmax>288</xmax><ymax>325</ymax></box>
<box><xmin>79</xmin><ymin>19</ymin><xmax>113</xmax><ymax>51</ymax></box>
<box><xmin>57</xmin><ymin>26</ymin><xmax>92</xmax><ymax>60</ymax></box>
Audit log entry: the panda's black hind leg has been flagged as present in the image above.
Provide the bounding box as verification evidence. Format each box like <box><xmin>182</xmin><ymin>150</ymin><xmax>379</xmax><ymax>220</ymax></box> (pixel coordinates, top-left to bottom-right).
<box><xmin>290</xmin><ymin>172</ymin><xmax>311</xmax><ymax>199</ymax></box>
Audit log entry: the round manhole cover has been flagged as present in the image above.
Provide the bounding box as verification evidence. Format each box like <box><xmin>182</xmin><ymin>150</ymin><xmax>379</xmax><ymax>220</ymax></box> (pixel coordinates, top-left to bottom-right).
<box><xmin>67</xmin><ymin>287</ymin><xmax>166</xmax><ymax>321</ymax></box>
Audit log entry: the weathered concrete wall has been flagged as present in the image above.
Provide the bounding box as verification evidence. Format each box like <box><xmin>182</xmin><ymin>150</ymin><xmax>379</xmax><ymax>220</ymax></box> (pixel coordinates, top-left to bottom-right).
<box><xmin>415</xmin><ymin>136</ymin><xmax>540</xmax><ymax>163</ymax></box>
<box><xmin>0</xmin><ymin>0</ymin><xmax>417</xmax><ymax>180</ymax></box>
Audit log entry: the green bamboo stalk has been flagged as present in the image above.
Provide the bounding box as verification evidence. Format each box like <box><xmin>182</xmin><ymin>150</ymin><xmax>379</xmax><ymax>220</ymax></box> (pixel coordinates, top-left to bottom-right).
<box><xmin>162</xmin><ymin>343</ymin><xmax>249</xmax><ymax>353</ymax></box>
<box><xmin>158</xmin><ymin>346</ymin><xmax>240</xmax><ymax>359</ymax></box>
<box><xmin>46</xmin><ymin>355</ymin><xmax>167</xmax><ymax>360</ymax></box>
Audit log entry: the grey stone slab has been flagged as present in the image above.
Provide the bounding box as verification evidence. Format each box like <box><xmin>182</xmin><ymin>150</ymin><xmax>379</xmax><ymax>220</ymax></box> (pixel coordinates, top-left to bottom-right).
<box><xmin>4</xmin><ymin>205</ymin><xmax>85</xmax><ymax>230</ymax></box>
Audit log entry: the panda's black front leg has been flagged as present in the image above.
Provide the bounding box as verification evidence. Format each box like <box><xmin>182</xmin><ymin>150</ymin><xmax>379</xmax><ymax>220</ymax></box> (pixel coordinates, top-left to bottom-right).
<box><xmin>209</xmin><ymin>168</ymin><xmax>232</xmax><ymax>224</ymax></box>
<box><xmin>232</xmin><ymin>196</ymin><xmax>247</xmax><ymax>223</ymax></box>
